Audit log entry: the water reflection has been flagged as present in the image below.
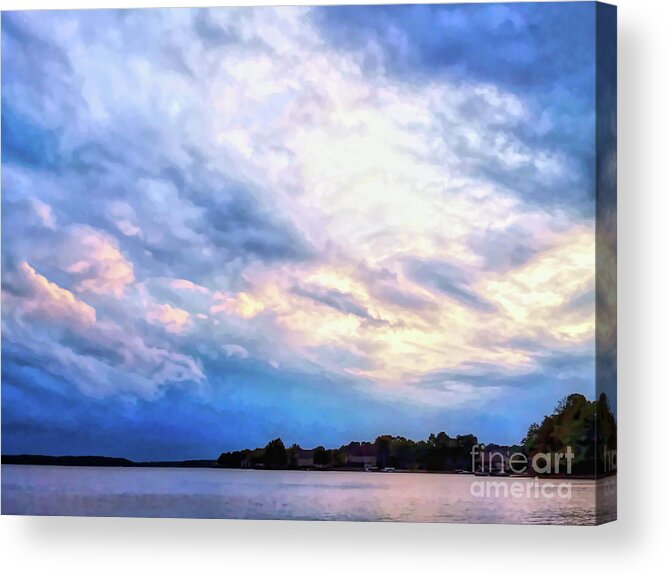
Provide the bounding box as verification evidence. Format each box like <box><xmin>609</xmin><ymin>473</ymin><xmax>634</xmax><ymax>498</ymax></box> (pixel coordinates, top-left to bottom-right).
<box><xmin>2</xmin><ymin>465</ymin><xmax>615</xmax><ymax>525</ymax></box>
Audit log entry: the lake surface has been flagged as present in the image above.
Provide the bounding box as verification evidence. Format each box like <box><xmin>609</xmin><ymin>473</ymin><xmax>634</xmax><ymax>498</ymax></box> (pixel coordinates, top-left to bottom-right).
<box><xmin>1</xmin><ymin>465</ymin><xmax>615</xmax><ymax>524</ymax></box>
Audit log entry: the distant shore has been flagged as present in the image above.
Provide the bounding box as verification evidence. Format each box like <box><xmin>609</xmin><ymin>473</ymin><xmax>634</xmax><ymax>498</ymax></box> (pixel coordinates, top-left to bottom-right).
<box><xmin>2</xmin><ymin>454</ymin><xmax>215</xmax><ymax>468</ymax></box>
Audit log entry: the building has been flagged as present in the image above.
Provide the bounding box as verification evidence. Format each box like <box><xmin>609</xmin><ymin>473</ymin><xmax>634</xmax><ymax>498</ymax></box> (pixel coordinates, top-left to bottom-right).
<box><xmin>346</xmin><ymin>444</ymin><xmax>377</xmax><ymax>467</ymax></box>
<box><xmin>294</xmin><ymin>448</ymin><xmax>315</xmax><ymax>468</ymax></box>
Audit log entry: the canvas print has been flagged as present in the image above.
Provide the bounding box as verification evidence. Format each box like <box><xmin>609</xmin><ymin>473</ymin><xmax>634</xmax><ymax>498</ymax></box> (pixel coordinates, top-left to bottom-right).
<box><xmin>1</xmin><ymin>2</ymin><xmax>617</xmax><ymax>525</ymax></box>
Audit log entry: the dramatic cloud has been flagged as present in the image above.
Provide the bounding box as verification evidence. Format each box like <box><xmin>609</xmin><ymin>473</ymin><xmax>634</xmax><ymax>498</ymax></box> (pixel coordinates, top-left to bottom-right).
<box><xmin>2</xmin><ymin>5</ymin><xmax>599</xmax><ymax>457</ymax></box>
<box><xmin>3</xmin><ymin>262</ymin><xmax>96</xmax><ymax>328</ymax></box>
<box><xmin>61</xmin><ymin>226</ymin><xmax>135</xmax><ymax>298</ymax></box>
<box><xmin>146</xmin><ymin>303</ymin><xmax>191</xmax><ymax>334</ymax></box>
<box><xmin>3</xmin><ymin>264</ymin><xmax>204</xmax><ymax>398</ymax></box>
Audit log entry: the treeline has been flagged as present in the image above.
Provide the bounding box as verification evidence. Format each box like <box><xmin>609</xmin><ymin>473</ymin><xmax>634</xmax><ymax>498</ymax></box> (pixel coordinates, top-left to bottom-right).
<box><xmin>1</xmin><ymin>455</ymin><xmax>134</xmax><ymax>467</ymax></box>
<box><xmin>522</xmin><ymin>392</ymin><xmax>617</xmax><ymax>475</ymax></box>
<box><xmin>1</xmin><ymin>454</ymin><xmax>219</xmax><ymax>468</ymax></box>
<box><xmin>217</xmin><ymin>434</ymin><xmax>492</xmax><ymax>471</ymax></box>
<box><xmin>217</xmin><ymin>393</ymin><xmax>617</xmax><ymax>474</ymax></box>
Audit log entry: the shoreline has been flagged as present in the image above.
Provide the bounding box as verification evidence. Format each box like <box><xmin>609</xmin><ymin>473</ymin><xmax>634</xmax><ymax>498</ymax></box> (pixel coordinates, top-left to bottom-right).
<box><xmin>1</xmin><ymin>456</ymin><xmax>613</xmax><ymax>480</ymax></box>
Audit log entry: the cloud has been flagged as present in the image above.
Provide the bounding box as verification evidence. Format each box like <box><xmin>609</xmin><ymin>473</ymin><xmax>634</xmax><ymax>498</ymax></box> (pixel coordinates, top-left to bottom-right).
<box><xmin>170</xmin><ymin>279</ymin><xmax>209</xmax><ymax>294</ymax></box>
<box><xmin>105</xmin><ymin>201</ymin><xmax>142</xmax><ymax>238</ymax></box>
<box><xmin>146</xmin><ymin>303</ymin><xmax>191</xmax><ymax>334</ymax></box>
<box><xmin>2</xmin><ymin>263</ymin><xmax>204</xmax><ymax>399</ymax></box>
<box><xmin>374</xmin><ymin>285</ymin><xmax>437</xmax><ymax>315</ymax></box>
<box><xmin>403</xmin><ymin>257</ymin><xmax>496</xmax><ymax>313</ymax></box>
<box><xmin>291</xmin><ymin>283</ymin><xmax>385</xmax><ymax>325</ymax></box>
<box><xmin>30</xmin><ymin>198</ymin><xmax>57</xmax><ymax>230</ymax></box>
<box><xmin>211</xmin><ymin>291</ymin><xmax>265</xmax><ymax>319</ymax></box>
<box><xmin>480</xmin><ymin>226</ymin><xmax>595</xmax><ymax>345</ymax></box>
<box><xmin>222</xmin><ymin>344</ymin><xmax>249</xmax><ymax>359</ymax></box>
<box><xmin>3</xmin><ymin>261</ymin><xmax>96</xmax><ymax>328</ymax></box>
<box><xmin>59</xmin><ymin>226</ymin><xmax>135</xmax><ymax>298</ymax></box>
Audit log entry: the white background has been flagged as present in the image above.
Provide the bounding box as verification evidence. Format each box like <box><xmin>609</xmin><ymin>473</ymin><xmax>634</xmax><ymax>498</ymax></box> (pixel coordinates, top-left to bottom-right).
<box><xmin>0</xmin><ymin>0</ymin><xmax>663</xmax><ymax>572</ymax></box>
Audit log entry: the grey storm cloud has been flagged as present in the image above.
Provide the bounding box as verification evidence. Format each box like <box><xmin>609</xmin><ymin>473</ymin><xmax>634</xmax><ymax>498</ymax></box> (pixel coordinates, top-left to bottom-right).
<box><xmin>466</xmin><ymin>225</ymin><xmax>539</xmax><ymax>274</ymax></box>
<box><xmin>290</xmin><ymin>283</ymin><xmax>387</xmax><ymax>326</ymax></box>
<box><xmin>403</xmin><ymin>258</ymin><xmax>496</xmax><ymax>313</ymax></box>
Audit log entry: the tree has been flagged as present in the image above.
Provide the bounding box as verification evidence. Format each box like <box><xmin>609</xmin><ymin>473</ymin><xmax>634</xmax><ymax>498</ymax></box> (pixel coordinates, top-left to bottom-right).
<box><xmin>374</xmin><ymin>435</ymin><xmax>392</xmax><ymax>468</ymax></box>
<box><xmin>216</xmin><ymin>449</ymin><xmax>250</xmax><ymax>468</ymax></box>
<box><xmin>522</xmin><ymin>423</ymin><xmax>540</xmax><ymax>453</ymax></box>
<box><xmin>313</xmin><ymin>446</ymin><xmax>330</xmax><ymax>466</ymax></box>
<box><xmin>263</xmin><ymin>438</ymin><xmax>287</xmax><ymax>469</ymax></box>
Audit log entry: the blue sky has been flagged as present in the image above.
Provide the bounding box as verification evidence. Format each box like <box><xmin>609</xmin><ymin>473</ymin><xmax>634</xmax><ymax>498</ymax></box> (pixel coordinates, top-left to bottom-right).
<box><xmin>2</xmin><ymin>4</ymin><xmax>600</xmax><ymax>459</ymax></box>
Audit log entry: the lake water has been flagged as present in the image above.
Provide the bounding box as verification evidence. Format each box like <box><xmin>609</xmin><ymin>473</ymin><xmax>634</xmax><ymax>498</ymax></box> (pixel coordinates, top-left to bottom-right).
<box><xmin>1</xmin><ymin>465</ymin><xmax>615</xmax><ymax>524</ymax></box>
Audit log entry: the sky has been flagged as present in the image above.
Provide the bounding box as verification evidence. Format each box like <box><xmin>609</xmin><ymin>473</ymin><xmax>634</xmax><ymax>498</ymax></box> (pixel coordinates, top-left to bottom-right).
<box><xmin>2</xmin><ymin>4</ymin><xmax>600</xmax><ymax>460</ymax></box>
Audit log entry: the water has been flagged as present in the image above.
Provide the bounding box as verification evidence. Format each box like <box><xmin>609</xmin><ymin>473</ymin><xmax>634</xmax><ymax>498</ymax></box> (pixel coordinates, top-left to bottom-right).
<box><xmin>1</xmin><ymin>465</ymin><xmax>615</xmax><ymax>524</ymax></box>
